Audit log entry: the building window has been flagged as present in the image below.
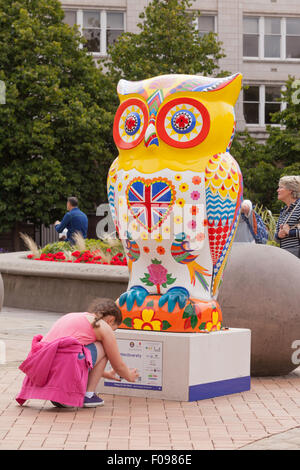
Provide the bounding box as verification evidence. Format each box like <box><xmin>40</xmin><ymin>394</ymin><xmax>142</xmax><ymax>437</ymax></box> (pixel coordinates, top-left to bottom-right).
<box><xmin>106</xmin><ymin>12</ymin><xmax>124</xmax><ymax>47</ymax></box>
<box><xmin>63</xmin><ymin>9</ymin><xmax>125</xmax><ymax>55</ymax></box>
<box><xmin>82</xmin><ymin>11</ymin><xmax>101</xmax><ymax>53</ymax></box>
<box><xmin>244</xmin><ymin>85</ymin><xmax>284</xmax><ymax>126</ymax></box>
<box><xmin>264</xmin><ymin>17</ymin><xmax>281</xmax><ymax>58</ymax></box>
<box><xmin>197</xmin><ymin>15</ymin><xmax>216</xmax><ymax>37</ymax></box>
<box><xmin>265</xmin><ymin>86</ymin><xmax>282</xmax><ymax>124</ymax></box>
<box><xmin>243</xmin><ymin>16</ymin><xmax>300</xmax><ymax>60</ymax></box>
<box><xmin>243</xmin><ymin>17</ymin><xmax>259</xmax><ymax>57</ymax></box>
<box><xmin>243</xmin><ymin>86</ymin><xmax>260</xmax><ymax>124</ymax></box>
<box><xmin>286</xmin><ymin>18</ymin><xmax>300</xmax><ymax>58</ymax></box>
<box><xmin>63</xmin><ymin>10</ymin><xmax>77</xmax><ymax>27</ymax></box>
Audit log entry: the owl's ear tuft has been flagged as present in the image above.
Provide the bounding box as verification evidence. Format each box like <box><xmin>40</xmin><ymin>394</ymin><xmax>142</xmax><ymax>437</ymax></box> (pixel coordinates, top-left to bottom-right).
<box><xmin>207</xmin><ymin>73</ymin><xmax>243</xmax><ymax>106</ymax></box>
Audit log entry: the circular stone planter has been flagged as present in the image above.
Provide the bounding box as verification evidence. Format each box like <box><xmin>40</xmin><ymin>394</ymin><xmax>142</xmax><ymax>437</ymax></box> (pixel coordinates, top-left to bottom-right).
<box><xmin>0</xmin><ymin>252</ymin><xmax>128</xmax><ymax>314</ymax></box>
<box><xmin>218</xmin><ymin>243</ymin><xmax>300</xmax><ymax>377</ymax></box>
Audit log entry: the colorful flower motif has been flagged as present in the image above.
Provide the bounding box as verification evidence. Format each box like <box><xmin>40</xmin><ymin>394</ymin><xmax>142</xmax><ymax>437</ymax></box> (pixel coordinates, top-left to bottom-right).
<box><xmin>196</xmin><ymin>232</ymin><xmax>205</xmax><ymax>242</ymax></box>
<box><xmin>174</xmin><ymin>216</ymin><xmax>183</xmax><ymax>224</ymax></box>
<box><xmin>132</xmin><ymin>309</ymin><xmax>162</xmax><ymax>331</ymax></box>
<box><xmin>163</xmin><ymin>226</ymin><xmax>171</xmax><ymax>233</ymax></box>
<box><xmin>203</xmin><ymin>219</ymin><xmax>208</xmax><ymax>226</ymax></box>
<box><xmin>156</xmin><ymin>246</ymin><xmax>165</xmax><ymax>255</ymax></box>
<box><xmin>124</xmin><ymin>174</ymin><xmax>129</xmax><ymax>180</ymax></box>
<box><xmin>174</xmin><ymin>174</ymin><xmax>182</xmax><ymax>181</ymax></box>
<box><xmin>206</xmin><ymin>310</ymin><xmax>222</xmax><ymax>331</ymax></box>
<box><xmin>143</xmin><ymin>246</ymin><xmax>150</xmax><ymax>253</ymax></box>
<box><xmin>176</xmin><ymin>198</ymin><xmax>186</xmax><ymax>207</ymax></box>
<box><xmin>179</xmin><ymin>183</ymin><xmax>189</xmax><ymax>192</ymax></box>
<box><xmin>188</xmin><ymin>220</ymin><xmax>197</xmax><ymax>230</ymax></box>
<box><xmin>192</xmin><ymin>176</ymin><xmax>201</xmax><ymax>185</ymax></box>
<box><xmin>118</xmin><ymin>182</ymin><xmax>123</xmax><ymax>191</ymax></box>
<box><xmin>154</xmin><ymin>233</ymin><xmax>163</xmax><ymax>242</ymax></box>
<box><xmin>190</xmin><ymin>205</ymin><xmax>199</xmax><ymax>215</ymax></box>
<box><xmin>122</xmin><ymin>213</ymin><xmax>128</xmax><ymax>222</ymax></box>
<box><xmin>141</xmin><ymin>232</ymin><xmax>148</xmax><ymax>240</ymax></box>
<box><xmin>190</xmin><ymin>191</ymin><xmax>200</xmax><ymax>201</ymax></box>
<box><xmin>140</xmin><ymin>259</ymin><xmax>176</xmax><ymax>294</ymax></box>
<box><xmin>148</xmin><ymin>263</ymin><xmax>168</xmax><ymax>285</ymax></box>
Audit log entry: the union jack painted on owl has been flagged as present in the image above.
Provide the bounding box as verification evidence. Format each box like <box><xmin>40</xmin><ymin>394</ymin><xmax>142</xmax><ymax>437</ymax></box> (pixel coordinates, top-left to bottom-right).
<box><xmin>107</xmin><ymin>73</ymin><xmax>243</xmax><ymax>333</ymax></box>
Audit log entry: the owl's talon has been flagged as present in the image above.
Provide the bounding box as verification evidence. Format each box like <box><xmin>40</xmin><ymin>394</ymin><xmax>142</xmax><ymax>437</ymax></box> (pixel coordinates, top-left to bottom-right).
<box><xmin>118</xmin><ymin>286</ymin><xmax>149</xmax><ymax>311</ymax></box>
<box><xmin>158</xmin><ymin>287</ymin><xmax>190</xmax><ymax>313</ymax></box>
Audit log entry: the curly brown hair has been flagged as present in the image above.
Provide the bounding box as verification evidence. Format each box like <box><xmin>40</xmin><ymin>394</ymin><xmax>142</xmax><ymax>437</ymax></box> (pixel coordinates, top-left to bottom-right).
<box><xmin>87</xmin><ymin>298</ymin><xmax>122</xmax><ymax>328</ymax></box>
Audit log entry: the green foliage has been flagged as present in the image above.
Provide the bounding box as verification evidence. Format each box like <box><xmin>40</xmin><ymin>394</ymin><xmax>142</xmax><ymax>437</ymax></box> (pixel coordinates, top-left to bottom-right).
<box><xmin>84</xmin><ymin>238</ymin><xmax>124</xmax><ymax>255</ymax></box>
<box><xmin>232</xmin><ymin>76</ymin><xmax>300</xmax><ymax>212</ymax></box>
<box><xmin>104</xmin><ymin>0</ymin><xmax>225</xmax><ymax>82</ymax></box>
<box><xmin>253</xmin><ymin>204</ymin><xmax>279</xmax><ymax>242</ymax></box>
<box><xmin>0</xmin><ymin>0</ymin><xmax>116</xmax><ymax>232</ymax></box>
<box><xmin>41</xmin><ymin>241</ymin><xmax>72</xmax><ymax>254</ymax></box>
<box><xmin>41</xmin><ymin>237</ymin><xmax>124</xmax><ymax>255</ymax></box>
<box><xmin>231</xmin><ymin>132</ymin><xmax>281</xmax><ymax>212</ymax></box>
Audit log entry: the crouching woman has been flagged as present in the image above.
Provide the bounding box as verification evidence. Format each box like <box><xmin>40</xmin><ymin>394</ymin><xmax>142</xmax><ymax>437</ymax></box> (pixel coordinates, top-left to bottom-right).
<box><xmin>16</xmin><ymin>298</ymin><xmax>138</xmax><ymax>408</ymax></box>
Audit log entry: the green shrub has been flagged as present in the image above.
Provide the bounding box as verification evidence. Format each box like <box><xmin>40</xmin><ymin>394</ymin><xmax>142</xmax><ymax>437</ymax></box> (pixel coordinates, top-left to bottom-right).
<box><xmin>41</xmin><ymin>241</ymin><xmax>73</xmax><ymax>254</ymax></box>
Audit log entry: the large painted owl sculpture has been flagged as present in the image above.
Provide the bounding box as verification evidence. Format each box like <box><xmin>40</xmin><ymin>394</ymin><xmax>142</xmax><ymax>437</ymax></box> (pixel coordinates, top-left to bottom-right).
<box><xmin>108</xmin><ymin>73</ymin><xmax>243</xmax><ymax>333</ymax></box>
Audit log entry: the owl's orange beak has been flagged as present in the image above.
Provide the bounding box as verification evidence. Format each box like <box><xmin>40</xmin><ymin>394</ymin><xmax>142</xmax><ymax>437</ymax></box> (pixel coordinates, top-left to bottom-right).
<box><xmin>144</xmin><ymin>122</ymin><xmax>159</xmax><ymax>148</ymax></box>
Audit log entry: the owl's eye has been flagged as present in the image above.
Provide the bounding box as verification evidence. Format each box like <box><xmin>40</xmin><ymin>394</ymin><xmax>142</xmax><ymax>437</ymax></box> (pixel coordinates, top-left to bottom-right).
<box><xmin>156</xmin><ymin>98</ymin><xmax>210</xmax><ymax>148</ymax></box>
<box><xmin>113</xmin><ymin>98</ymin><xmax>148</xmax><ymax>149</ymax></box>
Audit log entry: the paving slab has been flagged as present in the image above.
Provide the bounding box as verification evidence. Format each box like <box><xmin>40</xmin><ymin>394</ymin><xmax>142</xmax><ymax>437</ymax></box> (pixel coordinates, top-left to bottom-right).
<box><xmin>1</xmin><ymin>306</ymin><xmax>300</xmax><ymax>450</ymax></box>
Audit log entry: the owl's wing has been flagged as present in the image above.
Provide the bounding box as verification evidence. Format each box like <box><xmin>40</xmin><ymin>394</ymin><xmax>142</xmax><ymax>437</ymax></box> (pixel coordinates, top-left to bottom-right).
<box><xmin>107</xmin><ymin>158</ymin><xmax>119</xmax><ymax>234</ymax></box>
<box><xmin>205</xmin><ymin>153</ymin><xmax>243</xmax><ymax>297</ymax></box>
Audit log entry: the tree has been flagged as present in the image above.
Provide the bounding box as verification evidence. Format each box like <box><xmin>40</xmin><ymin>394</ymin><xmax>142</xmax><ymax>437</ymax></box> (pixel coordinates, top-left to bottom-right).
<box><xmin>231</xmin><ymin>132</ymin><xmax>281</xmax><ymax>211</ymax></box>
<box><xmin>0</xmin><ymin>0</ymin><xmax>116</xmax><ymax>236</ymax></box>
<box><xmin>265</xmin><ymin>76</ymin><xmax>300</xmax><ymax>171</ymax></box>
<box><xmin>232</xmin><ymin>77</ymin><xmax>300</xmax><ymax>213</ymax></box>
<box><xmin>105</xmin><ymin>0</ymin><xmax>225</xmax><ymax>82</ymax></box>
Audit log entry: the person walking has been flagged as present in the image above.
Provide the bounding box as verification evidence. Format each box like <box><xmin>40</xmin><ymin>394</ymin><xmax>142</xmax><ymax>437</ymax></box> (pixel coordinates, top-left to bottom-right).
<box><xmin>55</xmin><ymin>196</ymin><xmax>88</xmax><ymax>244</ymax></box>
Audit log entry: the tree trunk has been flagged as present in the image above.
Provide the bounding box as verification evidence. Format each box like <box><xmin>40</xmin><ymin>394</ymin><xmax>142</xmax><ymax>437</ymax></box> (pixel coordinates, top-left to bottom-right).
<box><xmin>12</xmin><ymin>222</ymin><xmax>22</xmax><ymax>252</ymax></box>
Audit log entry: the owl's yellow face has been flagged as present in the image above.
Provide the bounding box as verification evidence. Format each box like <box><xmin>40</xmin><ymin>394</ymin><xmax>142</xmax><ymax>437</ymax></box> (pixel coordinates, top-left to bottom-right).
<box><xmin>113</xmin><ymin>74</ymin><xmax>242</xmax><ymax>173</ymax></box>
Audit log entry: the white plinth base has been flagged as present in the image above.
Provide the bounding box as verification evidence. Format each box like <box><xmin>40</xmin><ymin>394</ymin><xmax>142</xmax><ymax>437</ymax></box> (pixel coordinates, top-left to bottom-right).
<box><xmin>97</xmin><ymin>328</ymin><xmax>251</xmax><ymax>402</ymax></box>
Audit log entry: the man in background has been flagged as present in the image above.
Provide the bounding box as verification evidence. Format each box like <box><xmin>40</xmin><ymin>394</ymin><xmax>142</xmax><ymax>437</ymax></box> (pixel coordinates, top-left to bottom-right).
<box><xmin>55</xmin><ymin>196</ymin><xmax>88</xmax><ymax>244</ymax></box>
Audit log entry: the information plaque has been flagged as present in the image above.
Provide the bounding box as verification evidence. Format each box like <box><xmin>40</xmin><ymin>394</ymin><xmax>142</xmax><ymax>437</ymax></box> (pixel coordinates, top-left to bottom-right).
<box><xmin>104</xmin><ymin>339</ymin><xmax>163</xmax><ymax>391</ymax></box>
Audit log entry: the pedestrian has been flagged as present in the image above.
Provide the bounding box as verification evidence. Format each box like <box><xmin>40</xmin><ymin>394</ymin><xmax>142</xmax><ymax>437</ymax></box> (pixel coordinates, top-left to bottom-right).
<box><xmin>16</xmin><ymin>298</ymin><xmax>139</xmax><ymax>408</ymax></box>
<box><xmin>234</xmin><ymin>200</ymin><xmax>256</xmax><ymax>243</ymax></box>
<box><xmin>54</xmin><ymin>196</ymin><xmax>88</xmax><ymax>244</ymax></box>
<box><xmin>275</xmin><ymin>175</ymin><xmax>300</xmax><ymax>258</ymax></box>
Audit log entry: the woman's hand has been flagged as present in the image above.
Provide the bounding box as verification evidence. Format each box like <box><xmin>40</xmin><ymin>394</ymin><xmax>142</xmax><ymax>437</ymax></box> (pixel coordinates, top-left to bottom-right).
<box><xmin>278</xmin><ymin>224</ymin><xmax>290</xmax><ymax>238</ymax></box>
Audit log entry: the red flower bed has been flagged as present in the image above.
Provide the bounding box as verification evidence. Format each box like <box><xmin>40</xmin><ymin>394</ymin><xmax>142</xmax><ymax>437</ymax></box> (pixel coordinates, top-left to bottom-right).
<box><xmin>27</xmin><ymin>249</ymin><xmax>127</xmax><ymax>266</ymax></box>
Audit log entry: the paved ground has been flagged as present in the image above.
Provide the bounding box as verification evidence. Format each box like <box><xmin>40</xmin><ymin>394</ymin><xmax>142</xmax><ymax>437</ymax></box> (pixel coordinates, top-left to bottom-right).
<box><xmin>1</xmin><ymin>307</ymin><xmax>300</xmax><ymax>450</ymax></box>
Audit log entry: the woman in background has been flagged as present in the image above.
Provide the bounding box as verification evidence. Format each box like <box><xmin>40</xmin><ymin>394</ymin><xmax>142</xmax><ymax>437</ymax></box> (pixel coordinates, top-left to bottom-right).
<box><xmin>275</xmin><ymin>175</ymin><xmax>300</xmax><ymax>258</ymax></box>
